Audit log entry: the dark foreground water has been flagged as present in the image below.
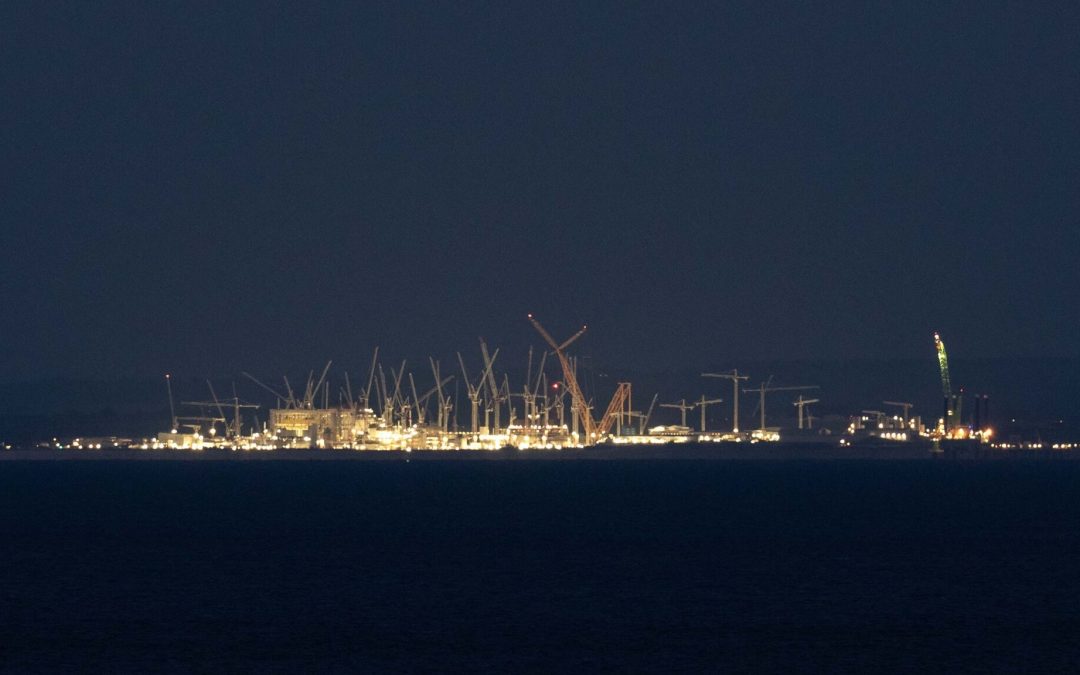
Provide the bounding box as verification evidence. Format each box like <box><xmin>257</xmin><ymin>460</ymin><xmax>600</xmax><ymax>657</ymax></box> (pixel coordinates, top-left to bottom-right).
<box><xmin>1</xmin><ymin>460</ymin><xmax>1079</xmax><ymax>673</ymax></box>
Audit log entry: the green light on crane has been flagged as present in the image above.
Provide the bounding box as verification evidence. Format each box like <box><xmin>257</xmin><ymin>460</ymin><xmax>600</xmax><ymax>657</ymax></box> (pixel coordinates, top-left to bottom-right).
<box><xmin>934</xmin><ymin>332</ymin><xmax>964</xmax><ymax>432</ymax></box>
<box><xmin>934</xmin><ymin>332</ymin><xmax>952</xmax><ymax>400</ymax></box>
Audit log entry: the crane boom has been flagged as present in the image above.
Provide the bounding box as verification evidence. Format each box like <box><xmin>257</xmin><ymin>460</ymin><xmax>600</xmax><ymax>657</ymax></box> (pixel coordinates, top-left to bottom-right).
<box><xmin>363</xmin><ymin>347</ymin><xmax>379</xmax><ymax>409</ymax></box>
<box><xmin>165</xmin><ymin>374</ymin><xmax>177</xmax><ymax>430</ymax></box>
<box><xmin>640</xmin><ymin>393</ymin><xmax>659</xmax><ymax>433</ymax></box>
<box><xmin>595</xmin><ymin>383</ymin><xmax>631</xmax><ymax>437</ymax></box>
<box><xmin>934</xmin><ymin>332</ymin><xmax>965</xmax><ymax>432</ymax></box>
<box><xmin>312</xmin><ymin>361</ymin><xmax>333</xmax><ymax>405</ymax></box>
<box><xmin>528</xmin><ymin>314</ymin><xmax>596</xmax><ymax>441</ymax></box>
<box><xmin>479</xmin><ymin>339</ymin><xmax>499</xmax><ymax>400</ymax></box>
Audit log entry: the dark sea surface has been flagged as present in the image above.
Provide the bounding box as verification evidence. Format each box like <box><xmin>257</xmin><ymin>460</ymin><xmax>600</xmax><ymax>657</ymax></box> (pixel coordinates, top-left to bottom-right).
<box><xmin>1</xmin><ymin>459</ymin><xmax>1079</xmax><ymax>673</ymax></box>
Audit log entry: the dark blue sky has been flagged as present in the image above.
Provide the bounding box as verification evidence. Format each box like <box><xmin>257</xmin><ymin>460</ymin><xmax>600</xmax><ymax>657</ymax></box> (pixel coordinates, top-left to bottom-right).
<box><xmin>1</xmin><ymin>2</ymin><xmax>1078</xmax><ymax>380</ymax></box>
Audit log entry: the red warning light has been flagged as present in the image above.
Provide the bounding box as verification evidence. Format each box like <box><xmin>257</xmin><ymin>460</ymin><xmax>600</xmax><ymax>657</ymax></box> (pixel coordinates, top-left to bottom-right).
<box><xmin>552</xmin><ymin>383</ymin><xmax>559</xmax><ymax>389</ymax></box>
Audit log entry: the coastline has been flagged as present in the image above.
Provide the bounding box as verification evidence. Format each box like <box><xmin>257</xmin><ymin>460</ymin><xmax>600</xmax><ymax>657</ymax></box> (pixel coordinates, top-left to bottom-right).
<box><xmin>2</xmin><ymin>443</ymin><xmax>1075</xmax><ymax>461</ymax></box>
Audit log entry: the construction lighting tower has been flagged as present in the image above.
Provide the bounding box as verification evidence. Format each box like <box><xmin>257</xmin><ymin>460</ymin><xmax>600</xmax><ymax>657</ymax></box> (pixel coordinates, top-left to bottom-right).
<box><xmin>702</xmin><ymin>370</ymin><xmax>750</xmax><ymax>433</ymax></box>
<box><xmin>792</xmin><ymin>395</ymin><xmax>819</xmax><ymax>430</ymax></box>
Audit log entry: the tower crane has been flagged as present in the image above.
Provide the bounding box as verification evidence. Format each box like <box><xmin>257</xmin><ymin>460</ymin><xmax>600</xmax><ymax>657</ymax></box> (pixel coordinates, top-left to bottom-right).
<box><xmin>458</xmin><ymin>349</ymin><xmax>498</xmax><ymax>435</ymax></box>
<box><xmin>409</xmin><ymin>373</ymin><xmax>421</xmax><ymax>425</ymax></box>
<box><xmin>547</xmin><ymin>380</ymin><xmax>567</xmax><ymax>429</ymax></box>
<box><xmin>694</xmin><ymin>396</ymin><xmax>724</xmax><ymax>432</ymax></box>
<box><xmin>479</xmin><ymin>338</ymin><xmax>504</xmax><ymax>434</ymax></box>
<box><xmin>499</xmin><ymin>374</ymin><xmax>514</xmax><ymax>427</ymax></box>
<box><xmin>792</xmin><ymin>395</ymin><xmax>820</xmax><ymax>430</ymax></box>
<box><xmin>702</xmin><ymin>369</ymin><xmax>750</xmax><ymax>433</ymax></box>
<box><xmin>388</xmin><ymin>362</ymin><xmax>407</xmax><ymax>425</ymax></box>
<box><xmin>660</xmin><ymin>399</ymin><xmax>695</xmax><ymax>428</ymax></box>
<box><xmin>883</xmin><ymin>401</ymin><xmax>914</xmax><ymax>428</ymax></box>
<box><xmin>529</xmin><ymin>350</ymin><xmax>548</xmax><ymax>427</ymax></box>
<box><xmin>182</xmin><ymin>381</ymin><xmax>259</xmax><ymax>440</ymax></box>
<box><xmin>283</xmin><ymin>376</ymin><xmax>298</xmax><ymax>409</ymax></box>
<box><xmin>513</xmin><ymin>347</ymin><xmax>549</xmax><ymax>429</ymax></box>
<box><xmin>297</xmin><ymin>361</ymin><xmax>333</xmax><ymax>410</ymax></box>
<box><xmin>539</xmin><ymin>373</ymin><xmax>551</xmax><ymax>429</ymax></box>
<box><xmin>743</xmin><ymin>381</ymin><xmax>818</xmax><ymax>434</ymax></box>
<box><xmin>411</xmin><ymin>373</ymin><xmax>454</xmax><ymax>427</ymax></box>
<box><xmin>342</xmin><ymin>371</ymin><xmax>355</xmax><ymax>410</ymax></box>
<box><xmin>430</xmin><ymin>358</ymin><xmax>453</xmax><ymax>433</ymax></box>
<box><xmin>458</xmin><ymin>353</ymin><xmax>481</xmax><ymax>434</ymax></box>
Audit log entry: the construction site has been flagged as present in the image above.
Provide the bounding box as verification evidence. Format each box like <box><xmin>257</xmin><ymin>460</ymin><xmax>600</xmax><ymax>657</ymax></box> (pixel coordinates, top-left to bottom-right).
<box><xmin>119</xmin><ymin>316</ymin><xmax>1013</xmax><ymax>454</ymax></box>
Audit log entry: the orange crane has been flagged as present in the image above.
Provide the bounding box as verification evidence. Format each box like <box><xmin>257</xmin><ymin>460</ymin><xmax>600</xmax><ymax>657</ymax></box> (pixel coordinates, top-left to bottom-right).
<box><xmin>527</xmin><ymin>314</ymin><xmax>629</xmax><ymax>444</ymax></box>
<box><xmin>596</xmin><ymin>382</ymin><xmax>632</xmax><ymax>438</ymax></box>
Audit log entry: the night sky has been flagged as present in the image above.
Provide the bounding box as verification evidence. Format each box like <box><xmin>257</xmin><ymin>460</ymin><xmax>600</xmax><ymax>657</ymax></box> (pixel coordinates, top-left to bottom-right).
<box><xmin>2</xmin><ymin>2</ymin><xmax>1078</xmax><ymax>381</ymax></box>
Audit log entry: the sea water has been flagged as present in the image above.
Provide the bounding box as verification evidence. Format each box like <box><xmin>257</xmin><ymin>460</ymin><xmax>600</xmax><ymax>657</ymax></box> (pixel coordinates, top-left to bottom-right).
<box><xmin>1</xmin><ymin>459</ymin><xmax>1078</xmax><ymax>672</ymax></box>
